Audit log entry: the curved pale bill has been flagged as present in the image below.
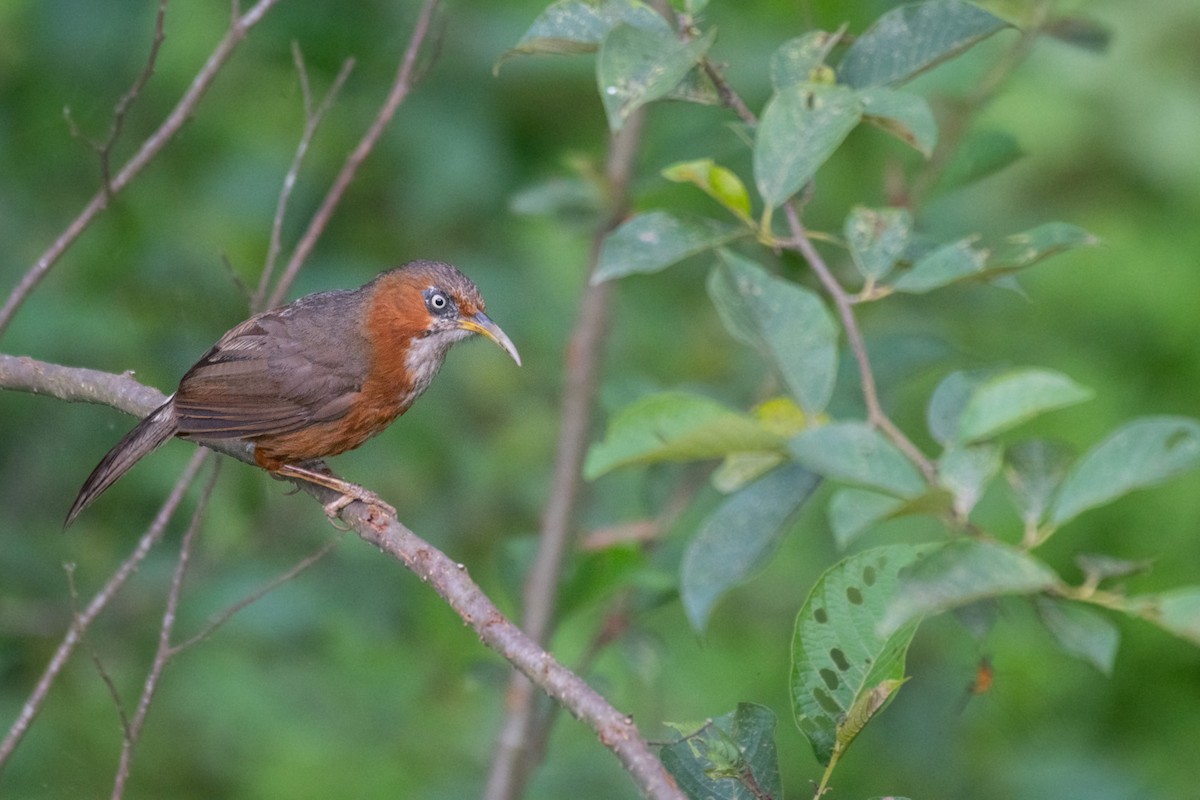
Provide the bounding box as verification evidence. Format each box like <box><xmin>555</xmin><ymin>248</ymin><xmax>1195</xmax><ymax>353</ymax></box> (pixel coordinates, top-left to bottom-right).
<box><xmin>458</xmin><ymin>312</ymin><xmax>522</xmax><ymax>366</ymax></box>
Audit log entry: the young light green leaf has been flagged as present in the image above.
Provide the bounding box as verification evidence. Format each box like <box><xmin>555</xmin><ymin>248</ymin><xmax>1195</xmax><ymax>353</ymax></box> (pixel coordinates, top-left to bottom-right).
<box><xmin>791</xmin><ymin>544</ymin><xmax>928</xmax><ymax>766</ymax></box>
<box><xmin>682</xmin><ymin>465</ymin><xmax>820</xmax><ymax>632</ymax></box>
<box><xmin>1050</xmin><ymin>417</ymin><xmax>1200</xmax><ymax>527</ymax></box>
<box><xmin>584</xmin><ymin>391</ymin><xmax>785</xmax><ymax>479</ymax></box>
<box><xmin>754</xmin><ymin>83</ymin><xmax>863</xmax><ymax>208</ymax></box>
<box><xmin>839</xmin><ymin>0</ymin><xmax>1012</xmax><ymax>88</ymax></box>
<box><xmin>660</xmin><ymin>703</ymin><xmax>782</xmax><ymax>800</ymax></box>
<box><xmin>957</xmin><ymin>368</ymin><xmax>1094</xmax><ymax>443</ymax></box>
<box><xmin>769</xmin><ymin>31</ymin><xmax>838</xmax><ymax>89</ymax></box>
<box><xmin>834</xmin><ymin>678</ymin><xmax>907</xmax><ymax>760</ymax></box>
<box><xmin>938</xmin><ymin>443</ymin><xmax>1001</xmax><ymax>517</ymax></box>
<box><xmin>880</xmin><ymin>539</ymin><xmax>1061</xmax><ymax>636</ymax></box>
<box><xmin>844</xmin><ymin>206</ymin><xmax>913</xmax><ymax>282</ymax></box>
<box><xmin>1004</xmin><ymin>439</ymin><xmax>1075</xmax><ymax>528</ymax></box>
<box><xmin>708</xmin><ymin>251</ymin><xmax>839</xmax><ymax>415</ymax></box>
<box><xmin>859</xmin><ymin>88</ymin><xmax>938</xmax><ymax>157</ymax></box>
<box><xmin>711</xmin><ymin>451</ymin><xmax>787</xmax><ymax>494</ymax></box>
<box><xmin>1035</xmin><ymin>597</ymin><xmax>1119</xmax><ymax>675</ymax></box>
<box><xmin>598</xmin><ymin>24</ymin><xmax>715</xmax><ymax>130</ymax></box>
<box><xmin>1138</xmin><ymin>588</ymin><xmax>1200</xmax><ymax>646</ymax></box>
<box><xmin>594</xmin><ymin>211</ymin><xmax>746</xmax><ymax>283</ymax></box>
<box><xmin>662</xmin><ymin>158</ymin><xmax>754</xmax><ymax>222</ymax></box>
<box><xmin>890</xmin><ymin>237</ymin><xmax>987</xmax><ymax>294</ymax></box>
<box><xmin>790</xmin><ymin>422</ymin><xmax>926</xmax><ymax>498</ymax></box>
<box><xmin>499</xmin><ymin>0</ymin><xmax>670</xmax><ymax>66</ymax></box>
<box><xmin>987</xmin><ymin>222</ymin><xmax>1099</xmax><ymax>273</ymax></box>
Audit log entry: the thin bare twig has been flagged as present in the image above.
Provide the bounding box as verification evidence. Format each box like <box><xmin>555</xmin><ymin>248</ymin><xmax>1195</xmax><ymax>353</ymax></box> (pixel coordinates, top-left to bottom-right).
<box><xmin>0</xmin><ymin>448</ymin><xmax>208</xmax><ymax>775</ymax></box>
<box><xmin>64</xmin><ymin>564</ymin><xmax>134</xmax><ymax>743</ymax></box>
<box><xmin>0</xmin><ymin>0</ymin><xmax>285</xmax><ymax>339</ymax></box>
<box><xmin>266</xmin><ymin>0</ymin><xmax>443</xmax><ymax>308</ymax></box>
<box><xmin>111</xmin><ymin>462</ymin><xmax>220</xmax><ymax>799</ymax></box>
<box><xmin>252</xmin><ymin>48</ymin><xmax>356</xmax><ymax>312</ymax></box>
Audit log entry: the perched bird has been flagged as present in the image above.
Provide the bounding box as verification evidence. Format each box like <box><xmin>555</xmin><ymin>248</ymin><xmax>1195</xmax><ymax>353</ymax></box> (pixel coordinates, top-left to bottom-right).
<box><xmin>66</xmin><ymin>260</ymin><xmax>521</xmax><ymax>527</ymax></box>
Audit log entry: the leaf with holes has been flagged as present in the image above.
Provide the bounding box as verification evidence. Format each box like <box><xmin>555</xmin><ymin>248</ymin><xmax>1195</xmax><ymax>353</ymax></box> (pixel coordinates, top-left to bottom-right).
<box><xmin>839</xmin><ymin>0</ymin><xmax>1012</xmax><ymax>88</ymax></box>
<box><xmin>791</xmin><ymin>544</ymin><xmax>929</xmax><ymax>766</ymax></box>
<box><xmin>682</xmin><ymin>465</ymin><xmax>820</xmax><ymax>633</ymax></box>
<box><xmin>754</xmin><ymin>83</ymin><xmax>863</xmax><ymax>208</ymax></box>
<box><xmin>598</xmin><ymin>24</ymin><xmax>715</xmax><ymax>130</ymax></box>
<box><xmin>1049</xmin><ymin>417</ymin><xmax>1200</xmax><ymax>527</ymax></box>
<box><xmin>499</xmin><ymin>0</ymin><xmax>669</xmax><ymax>65</ymax></box>
<box><xmin>584</xmin><ymin>391</ymin><xmax>785</xmax><ymax>480</ymax></box>
<box><xmin>859</xmin><ymin>88</ymin><xmax>938</xmax><ymax>157</ymax></box>
<box><xmin>660</xmin><ymin>703</ymin><xmax>782</xmax><ymax>800</ymax></box>
<box><xmin>845</xmin><ymin>206</ymin><xmax>913</xmax><ymax>282</ymax></box>
<box><xmin>708</xmin><ymin>251</ymin><xmax>839</xmax><ymax>415</ymax></box>
<box><xmin>594</xmin><ymin>211</ymin><xmax>746</xmax><ymax>283</ymax></box>
<box><xmin>790</xmin><ymin>422</ymin><xmax>926</xmax><ymax>498</ymax></box>
<box><xmin>1035</xmin><ymin>597</ymin><xmax>1119</xmax><ymax>675</ymax></box>
<box><xmin>880</xmin><ymin>539</ymin><xmax>1061</xmax><ymax>636</ymax></box>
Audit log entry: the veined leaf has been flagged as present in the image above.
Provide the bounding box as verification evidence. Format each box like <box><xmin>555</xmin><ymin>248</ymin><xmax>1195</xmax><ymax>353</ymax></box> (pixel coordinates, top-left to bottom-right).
<box><xmin>598</xmin><ymin>24</ymin><xmax>715</xmax><ymax>130</ymax></box>
<box><xmin>594</xmin><ymin>211</ymin><xmax>746</xmax><ymax>283</ymax></box>
<box><xmin>709</xmin><ymin>251</ymin><xmax>839</xmax><ymax>415</ymax></box>
<box><xmin>682</xmin><ymin>464</ymin><xmax>820</xmax><ymax>632</ymax></box>
<box><xmin>499</xmin><ymin>0</ymin><xmax>669</xmax><ymax>66</ymax></box>
<box><xmin>1050</xmin><ymin>417</ymin><xmax>1200</xmax><ymax>527</ymax></box>
<box><xmin>660</xmin><ymin>704</ymin><xmax>782</xmax><ymax>800</ymax></box>
<box><xmin>791</xmin><ymin>544</ymin><xmax>928</xmax><ymax>766</ymax></box>
<box><xmin>584</xmin><ymin>391</ymin><xmax>785</xmax><ymax>479</ymax></box>
<box><xmin>839</xmin><ymin>0</ymin><xmax>1012</xmax><ymax>88</ymax></box>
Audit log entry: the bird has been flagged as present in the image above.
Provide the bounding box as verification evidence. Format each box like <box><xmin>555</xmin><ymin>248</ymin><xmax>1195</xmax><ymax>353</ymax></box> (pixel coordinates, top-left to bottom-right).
<box><xmin>65</xmin><ymin>260</ymin><xmax>521</xmax><ymax>527</ymax></box>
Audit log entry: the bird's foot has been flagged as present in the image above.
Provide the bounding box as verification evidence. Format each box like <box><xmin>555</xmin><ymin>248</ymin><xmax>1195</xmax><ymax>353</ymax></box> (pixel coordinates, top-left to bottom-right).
<box><xmin>323</xmin><ymin>486</ymin><xmax>396</xmax><ymax>526</ymax></box>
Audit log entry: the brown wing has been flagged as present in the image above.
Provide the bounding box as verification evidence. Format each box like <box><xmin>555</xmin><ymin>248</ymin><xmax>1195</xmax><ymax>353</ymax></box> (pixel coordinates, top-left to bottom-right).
<box><xmin>173</xmin><ymin>289</ymin><xmax>371</xmax><ymax>441</ymax></box>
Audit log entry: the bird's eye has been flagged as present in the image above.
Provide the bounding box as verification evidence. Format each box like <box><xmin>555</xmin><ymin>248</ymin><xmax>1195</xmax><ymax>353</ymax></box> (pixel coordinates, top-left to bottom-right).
<box><xmin>426</xmin><ymin>291</ymin><xmax>450</xmax><ymax>315</ymax></box>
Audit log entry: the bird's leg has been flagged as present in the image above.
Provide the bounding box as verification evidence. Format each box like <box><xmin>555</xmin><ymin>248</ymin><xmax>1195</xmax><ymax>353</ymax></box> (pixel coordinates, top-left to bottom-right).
<box><xmin>271</xmin><ymin>462</ymin><xmax>397</xmax><ymax>524</ymax></box>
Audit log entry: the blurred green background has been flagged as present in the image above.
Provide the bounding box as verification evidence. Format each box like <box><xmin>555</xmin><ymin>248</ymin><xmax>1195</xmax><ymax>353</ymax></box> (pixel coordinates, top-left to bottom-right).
<box><xmin>2</xmin><ymin>0</ymin><xmax>1199</xmax><ymax>798</ymax></box>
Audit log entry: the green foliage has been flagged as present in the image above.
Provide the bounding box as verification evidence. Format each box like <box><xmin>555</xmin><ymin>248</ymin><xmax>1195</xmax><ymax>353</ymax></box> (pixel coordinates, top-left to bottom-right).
<box><xmin>660</xmin><ymin>704</ymin><xmax>781</xmax><ymax>799</ymax></box>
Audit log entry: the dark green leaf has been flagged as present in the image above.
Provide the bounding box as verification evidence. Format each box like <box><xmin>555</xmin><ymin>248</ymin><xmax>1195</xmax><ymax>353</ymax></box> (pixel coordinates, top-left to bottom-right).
<box><xmin>754</xmin><ymin>83</ymin><xmax>863</xmax><ymax>208</ymax></box>
<box><xmin>936</xmin><ymin>128</ymin><xmax>1023</xmax><ymax>191</ymax></box>
<box><xmin>709</xmin><ymin>251</ymin><xmax>840</xmax><ymax>415</ymax></box>
<box><xmin>1050</xmin><ymin>417</ymin><xmax>1200</xmax><ymax>527</ymax></box>
<box><xmin>1004</xmin><ymin>439</ymin><xmax>1075</xmax><ymax>528</ymax></box>
<box><xmin>558</xmin><ymin>543</ymin><xmax>651</xmax><ymax>618</ymax></box>
<box><xmin>790</xmin><ymin>422</ymin><xmax>927</xmax><ymax>498</ymax></box>
<box><xmin>594</xmin><ymin>211</ymin><xmax>746</xmax><ymax>283</ymax></box>
<box><xmin>661</xmin><ymin>704</ymin><xmax>782</xmax><ymax>800</ymax></box>
<box><xmin>584</xmin><ymin>391</ymin><xmax>785</xmax><ymax>479</ymax></box>
<box><xmin>859</xmin><ymin>88</ymin><xmax>938</xmax><ymax>157</ymax></box>
<box><xmin>958</xmin><ymin>368</ymin><xmax>1094</xmax><ymax>443</ymax></box>
<box><xmin>881</xmin><ymin>539</ymin><xmax>1061</xmax><ymax>635</ymax></box>
<box><xmin>792</xmin><ymin>545</ymin><xmax>928</xmax><ymax>765</ymax></box>
<box><xmin>770</xmin><ymin>31</ymin><xmax>838</xmax><ymax>89</ymax></box>
<box><xmin>844</xmin><ymin>206</ymin><xmax>913</xmax><ymax>282</ymax></box>
<box><xmin>598</xmin><ymin>24</ymin><xmax>716</xmax><ymax>130</ymax></box>
<box><xmin>839</xmin><ymin>0</ymin><xmax>1012</xmax><ymax>88</ymax></box>
<box><xmin>682</xmin><ymin>465</ymin><xmax>820</xmax><ymax>632</ymax></box>
<box><xmin>499</xmin><ymin>0</ymin><xmax>670</xmax><ymax>66</ymax></box>
<box><xmin>1035</xmin><ymin>597</ymin><xmax>1119</xmax><ymax>675</ymax></box>
<box><xmin>890</xmin><ymin>237</ymin><xmax>987</xmax><ymax>294</ymax></box>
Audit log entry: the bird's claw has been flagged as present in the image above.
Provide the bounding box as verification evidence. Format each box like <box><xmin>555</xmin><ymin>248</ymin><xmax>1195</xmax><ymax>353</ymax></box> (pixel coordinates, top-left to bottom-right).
<box><xmin>322</xmin><ymin>489</ymin><xmax>396</xmax><ymax>528</ymax></box>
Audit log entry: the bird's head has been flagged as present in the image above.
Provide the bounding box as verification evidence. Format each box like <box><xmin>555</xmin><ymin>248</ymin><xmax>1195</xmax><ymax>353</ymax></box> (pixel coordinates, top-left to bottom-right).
<box><xmin>368</xmin><ymin>261</ymin><xmax>521</xmax><ymax>390</ymax></box>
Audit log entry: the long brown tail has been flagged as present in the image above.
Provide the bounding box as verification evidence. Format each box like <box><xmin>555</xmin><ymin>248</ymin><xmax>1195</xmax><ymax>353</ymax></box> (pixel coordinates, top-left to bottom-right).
<box><xmin>65</xmin><ymin>399</ymin><xmax>179</xmax><ymax>527</ymax></box>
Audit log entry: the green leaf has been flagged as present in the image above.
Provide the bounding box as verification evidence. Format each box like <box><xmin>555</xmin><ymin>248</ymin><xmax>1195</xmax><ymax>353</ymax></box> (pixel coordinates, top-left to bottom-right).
<box><xmin>682</xmin><ymin>465</ymin><xmax>820</xmax><ymax>632</ymax></box>
<box><xmin>1004</xmin><ymin>439</ymin><xmax>1075</xmax><ymax>528</ymax></box>
<box><xmin>558</xmin><ymin>543</ymin><xmax>650</xmax><ymax>619</ymax></box>
<box><xmin>880</xmin><ymin>539</ymin><xmax>1061</xmax><ymax>636</ymax></box>
<box><xmin>594</xmin><ymin>211</ymin><xmax>746</xmax><ymax>283</ymax></box>
<box><xmin>708</xmin><ymin>251</ymin><xmax>839</xmax><ymax>415</ymax></box>
<box><xmin>927</xmin><ymin>369</ymin><xmax>993</xmax><ymax>446</ymax></box>
<box><xmin>839</xmin><ymin>0</ymin><xmax>1012</xmax><ymax>88</ymax></box>
<box><xmin>1035</xmin><ymin>597</ymin><xmax>1119</xmax><ymax>675</ymax></box>
<box><xmin>987</xmin><ymin>222</ymin><xmax>1100</xmax><ymax>273</ymax></box>
<box><xmin>791</xmin><ymin>545</ymin><xmax>928</xmax><ymax>766</ymax></box>
<box><xmin>769</xmin><ymin>31</ymin><xmax>837</xmax><ymax>89</ymax></box>
<box><xmin>859</xmin><ymin>88</ymin><xmax>938</xmax><ymax>157</ymax></box>
<box><xmin>844</xmin><ymin>206</ymin><xmax>913</xmax><ymax>282</ymax></box>
<box><xmin>957</xmin><ymin>368</ymin><xmax>1094</xmax><ymax>443</ymax></box>
<box><xmin>938</xmin><ymin>443</ymin><xmax>1001</xmax><ymax>517</ymax></box>
<box><xmin>790</xmin><ymin>422</ymin><xmax>926</xmax><ymax>498</ymax></box>
<box><xmin>598</xmin><ymin>24</ymin><xmax>715</xmax><ymax>130</ymax></box>
<box><xmin>499</xmin><ymin>0</ymin><xmax>670</xmax><ymax>66</ymax></box>
<box><xmin>829</xmin><ymin>488</ymin><xmax>954</xmax><ymax>550</ymax></box>
<box><xmin>584</xmin><ymin>392</ymin><xmax>785</xmax><ymax>479</ymax></box>
<box><xmin>1137</xmin><ymin>588</ymin><xmax>1200</xmax><ymax>646</ymax></box>
<box><xmin>1049</xmin><ymin>417</ymin><xmax>1200</xmax><ymax>527</ymax></box>
<box><xmin>1043</xmin><ymin>15</ymin><xmax>1112</xmax><ymax>53</ymax></box>
<box><xmin>662</xmin><ymin>158</ymin><xmax>754</xmax><ymax>222</ymax></box>
<box><xmin>754</xmin><ymin>83</ymin><xmax>863</xmax><ymax>208</ymax></box>
<box><xmin>936</xmin><ymin>128</ymin><xmax>1023</xmax><ymax>191</ymax></box>
<box><xmin>890</xmin><ymin>237</ymin><xmax>987</xmax><ymax>294</ymax></box>
<box><xmin>660</xmin><ymin>703</ymin><xmax>782</xmax><ymax>800</ymax></box>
